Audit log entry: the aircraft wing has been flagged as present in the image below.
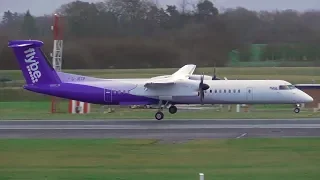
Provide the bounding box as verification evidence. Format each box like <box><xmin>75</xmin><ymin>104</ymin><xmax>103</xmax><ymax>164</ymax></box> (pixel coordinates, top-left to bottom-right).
<box><xmin>172</xmin><ymin>64</ymin><xmax>196</xmax><ymax>78</ymax></box>
<box><xmin>144</xmin><ymin>77</ymin><xmax>176</xmax><ymax>88</ymax></box>
<box><xmin>144</xmin><ymin>64</ymin><xmax>196</xmax><ymax>88</ymax></box>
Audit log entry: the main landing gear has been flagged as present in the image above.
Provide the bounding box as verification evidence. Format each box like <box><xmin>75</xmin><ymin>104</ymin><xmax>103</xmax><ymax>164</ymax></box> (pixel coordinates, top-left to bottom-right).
<box><xmin>154</xmin><ymin>101</ymin><xmax>178</xmax><ymax>120</ymax></box>
<box><xmin>155</xmin><ymin>111</ymin><xmax>164</xmax><ymax>120</ymax></box>
<box><xmin>169</xmin><ymin>105</ymin><xmax>178</xmax><ymax>114</ymax></box>
<box><xmin>294</xmin><ymin>104</ymin><xmax>300</xmax><ymax>114</ymax></box>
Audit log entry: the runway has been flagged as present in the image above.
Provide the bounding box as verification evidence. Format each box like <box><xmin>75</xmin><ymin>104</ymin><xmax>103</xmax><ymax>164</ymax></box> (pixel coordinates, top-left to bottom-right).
<box><xmin>1</xmin><ymin>119</ymin><xmax>320</xmax><ymax>139</ymax></box>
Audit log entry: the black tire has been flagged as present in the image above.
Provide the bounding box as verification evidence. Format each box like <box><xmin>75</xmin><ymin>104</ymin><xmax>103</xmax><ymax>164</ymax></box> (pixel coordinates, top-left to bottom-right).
<box><xmin>294</xmin><ymin>108</ymin><xmax>300</xmax><ymax>113</ymax></box>
<box><xmin>169</xmin><ymin>106</ymin><xmax>178</xmax><ymax>114</ymax></box>
<box><xmin>155</xmin><ymin>111</ymin><xmax>164</xmax><ymax>120</ymax></box>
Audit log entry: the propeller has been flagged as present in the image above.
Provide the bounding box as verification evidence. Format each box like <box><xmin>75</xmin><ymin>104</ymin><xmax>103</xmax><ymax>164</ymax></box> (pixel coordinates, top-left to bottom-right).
<box><xmin>198</xmin><ymin>74</ymin><xmax>210</xmax><ymax>104</ymax></box>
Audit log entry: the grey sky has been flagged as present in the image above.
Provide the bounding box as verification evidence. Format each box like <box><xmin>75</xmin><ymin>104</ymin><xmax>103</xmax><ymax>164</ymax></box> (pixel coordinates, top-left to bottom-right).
<box><xmin>0</xmin><ymin>0</ymin><xmax>319</xmax><ymax>17</ymax></box>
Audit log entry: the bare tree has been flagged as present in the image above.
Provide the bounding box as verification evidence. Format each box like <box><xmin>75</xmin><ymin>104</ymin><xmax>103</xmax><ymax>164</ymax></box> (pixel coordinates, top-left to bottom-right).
<box><xmin>179</xmin><ymin>0</ymin><xmax>190</xmax><ymax>14</ymax></box>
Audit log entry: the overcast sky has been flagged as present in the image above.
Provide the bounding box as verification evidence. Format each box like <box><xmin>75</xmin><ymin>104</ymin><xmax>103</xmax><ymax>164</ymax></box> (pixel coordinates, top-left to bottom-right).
<box><xmin>0</xmin><ymin>0</ymin><xmax>319</xmax><ymax>16</ymax></box>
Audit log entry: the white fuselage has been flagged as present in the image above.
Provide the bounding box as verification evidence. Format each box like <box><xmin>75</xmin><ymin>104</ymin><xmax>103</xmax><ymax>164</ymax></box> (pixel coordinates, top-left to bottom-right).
<box><xmin>60</xmin><ymin>71</ymin><xmax>314</xmax><ymax>105</ymax></box>
<box><xmin>128</xmin><ymin>79</ymin><xmax>313</xmax><ymax>105</ymax></box>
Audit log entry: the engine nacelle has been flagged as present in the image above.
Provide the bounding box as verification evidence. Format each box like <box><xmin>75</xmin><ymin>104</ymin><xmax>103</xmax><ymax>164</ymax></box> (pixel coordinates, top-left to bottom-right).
<box><xmin>188</xmin><ymin>74</ymin><xmax>213</xmax><ymax>80</ymax></box>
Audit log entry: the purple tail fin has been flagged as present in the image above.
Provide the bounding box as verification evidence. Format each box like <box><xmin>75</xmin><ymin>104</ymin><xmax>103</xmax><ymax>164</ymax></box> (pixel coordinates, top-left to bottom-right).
<box><xmin>8</xmin><ymin>40</ymin><xmax>61</xmax><ymax>85</ymax></box>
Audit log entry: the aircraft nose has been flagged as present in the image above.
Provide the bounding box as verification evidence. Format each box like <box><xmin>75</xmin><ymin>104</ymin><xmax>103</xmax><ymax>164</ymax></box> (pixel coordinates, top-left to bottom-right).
<box><xmin>302</xmin><ymin>93</ymin><xmax>313</xmax><ymax>103</ymax></box>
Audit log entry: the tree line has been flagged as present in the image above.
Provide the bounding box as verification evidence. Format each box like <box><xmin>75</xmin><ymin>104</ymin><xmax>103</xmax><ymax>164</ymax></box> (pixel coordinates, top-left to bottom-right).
<box><xmin>1</xmin><ymin>0</ymin><xmax>320</xmax><ymax>70</ymax></box>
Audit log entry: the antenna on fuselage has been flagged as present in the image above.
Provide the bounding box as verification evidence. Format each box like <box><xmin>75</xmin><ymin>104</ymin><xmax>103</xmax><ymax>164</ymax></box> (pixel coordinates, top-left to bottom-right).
<box><xmin>212</xmin><ymin>62</ymin><xmax>227</xmax><ymax>80</ymax></box>
<box><xmin>212</xmin><ymin>63</ymin><xmax>220</xmax><ymax>80</ymax></box>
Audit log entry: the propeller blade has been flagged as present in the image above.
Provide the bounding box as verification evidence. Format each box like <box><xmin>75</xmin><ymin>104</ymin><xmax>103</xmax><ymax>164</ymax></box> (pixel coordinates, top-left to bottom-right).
<box><xmin>198</xmin><ymin>74</ymin><xmax>209</xmax><ymax>104</ymax></box>
<box><xmin>200</xmin><ymin>90</ymin><xmax>204</xmax><ymax>104</ymax></box>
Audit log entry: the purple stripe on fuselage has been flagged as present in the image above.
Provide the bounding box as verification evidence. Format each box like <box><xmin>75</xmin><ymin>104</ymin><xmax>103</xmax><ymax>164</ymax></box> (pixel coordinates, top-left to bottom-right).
<box><xmin>24</xmin><ymin>83</ymin><xmax>159</xmax><ymax>105</ymax></box>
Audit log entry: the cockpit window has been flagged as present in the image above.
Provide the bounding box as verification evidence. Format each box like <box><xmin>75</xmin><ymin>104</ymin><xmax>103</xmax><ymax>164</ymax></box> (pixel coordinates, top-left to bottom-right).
<box><xmin>279</xmin><ymin>85</ymin><xmax>290</xmax><ymax>90</ymax></box>
<box><xmin>288</xmin><ymin>85</ymin><xmax>296</xmax><ymax>89</ymax></box>
<box><xmin>279</xmin><ymin>85</ymin><xmax>296</xmax><ymax>90</ymax></box>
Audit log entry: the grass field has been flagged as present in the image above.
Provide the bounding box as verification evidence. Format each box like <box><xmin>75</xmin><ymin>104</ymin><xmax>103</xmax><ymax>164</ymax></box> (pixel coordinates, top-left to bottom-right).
<box><xmin>0</xmin><ymin>138</ymin><xmax>320</xmax><ymax>180</ymax></box>
<box><xmin>1</xmin><ymin>101</ymin><xmax>320</xmax><ymax>120</ymax></box>
<box><xmin>1</xmin><ymin>66</ymin><xmax>320</xmax><ymax>82</ymax></box>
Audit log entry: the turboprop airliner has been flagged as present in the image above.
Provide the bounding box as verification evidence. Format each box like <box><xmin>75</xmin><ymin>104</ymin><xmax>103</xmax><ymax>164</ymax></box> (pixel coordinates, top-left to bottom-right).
<box><xmin>8</xmin><ymin>40</ymin><xmax>313</xmax><ymax>120</ymax></box>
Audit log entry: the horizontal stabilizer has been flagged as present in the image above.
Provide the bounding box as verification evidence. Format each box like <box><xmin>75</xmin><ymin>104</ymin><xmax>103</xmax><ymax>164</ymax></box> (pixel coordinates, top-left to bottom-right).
<box><xmin>8</xmin><ymin>40</ymin><xmax>44</xmax><ymax>48</ymax></box>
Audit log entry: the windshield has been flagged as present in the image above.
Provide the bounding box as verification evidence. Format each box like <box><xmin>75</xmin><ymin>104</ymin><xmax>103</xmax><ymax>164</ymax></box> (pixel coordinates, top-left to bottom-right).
<box><xmin>279</xmin><ymin>85</ymin><xmax>296</xmax><ymax>90</ymax></box>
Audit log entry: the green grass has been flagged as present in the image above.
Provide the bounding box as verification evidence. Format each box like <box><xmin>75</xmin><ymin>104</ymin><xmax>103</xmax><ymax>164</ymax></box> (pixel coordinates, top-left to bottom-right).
<box><xmin>1</xmin><ymin>67</ymin><xmax>320</xmax><ymax>83</ymax></box>
<box><xmin>0</xmin><ymin>138</ymin><xmax>320</xmax><ymax>180</ymax></box>
<box><xmin>1</xmin><ymin>102</ymin><xmax>320</xmax><ymax>120</ymax></box>
<box><xmin>0</xmin><ymin>88</ymin><xmax>49</xmax><ymax>101</ymax></box>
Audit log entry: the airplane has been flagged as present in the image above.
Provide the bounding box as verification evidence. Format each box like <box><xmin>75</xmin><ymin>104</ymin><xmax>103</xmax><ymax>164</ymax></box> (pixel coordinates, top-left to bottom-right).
<box><xmin>8</xmin><ymin>40</ymin><xmax>314</xmax><ymax>120</ymax></box>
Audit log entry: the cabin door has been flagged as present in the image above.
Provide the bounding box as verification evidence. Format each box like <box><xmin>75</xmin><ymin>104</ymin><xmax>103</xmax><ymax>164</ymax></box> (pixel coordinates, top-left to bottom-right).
<box><xmin>246</xmin><ymin>87</ymin><xmax>253</xmax><ymax>101</ymax></box>
<box><xmin>104</xmin><ymin>89</ymin><xmax>113</xmax><ymax>103</ymax></box>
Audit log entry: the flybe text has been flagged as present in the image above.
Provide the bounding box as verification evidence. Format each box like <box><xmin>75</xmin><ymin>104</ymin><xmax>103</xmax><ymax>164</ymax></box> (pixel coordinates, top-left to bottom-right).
<box><xmin>24</xmin><ymin>48</ymin><xmax>41</xmax><ymax>84</ymax></box>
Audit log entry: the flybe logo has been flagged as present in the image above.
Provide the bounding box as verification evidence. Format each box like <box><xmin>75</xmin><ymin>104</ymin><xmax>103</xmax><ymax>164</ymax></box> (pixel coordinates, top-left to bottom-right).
<box><xmin>24</xmin><ymin>48</ymin><xmax>41</xmax><ymax>84</ymax></box>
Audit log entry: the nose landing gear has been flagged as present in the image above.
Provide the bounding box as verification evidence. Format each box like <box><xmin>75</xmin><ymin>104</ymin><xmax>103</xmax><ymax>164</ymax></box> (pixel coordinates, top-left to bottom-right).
<box><xmin>294</xmin><ymin>107</ymin><xmax>300</xmax><ymax>113</ymax></box>
<box><xmin>294</xmin><ymin>104</ymin><xmax>300</xmax><ymax>113</ymax></box>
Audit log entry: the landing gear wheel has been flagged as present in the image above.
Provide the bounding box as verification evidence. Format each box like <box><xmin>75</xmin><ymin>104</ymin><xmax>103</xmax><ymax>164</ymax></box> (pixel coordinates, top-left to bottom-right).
<box><xmin>169</xmin><ymin>106</ymin><xmax>178</xmax><ymax>114</ymax></box>
<box><xmin>155</xmin><ymin>111</ymin><xmax>164</xmax><ymax>120</ymax></box>
<box><xmin>294</xmin><ymin>107</ymin><xmax>300</xmax><ymax>113</ymax></box>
